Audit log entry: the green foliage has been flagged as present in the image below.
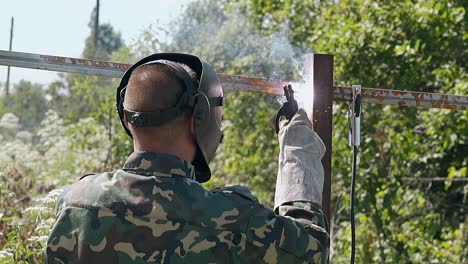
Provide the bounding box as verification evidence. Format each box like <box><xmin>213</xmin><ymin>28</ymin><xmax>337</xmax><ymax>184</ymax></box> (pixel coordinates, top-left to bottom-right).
<box><xmin>0</xmin><ymin>10</ymin><xmax>130</xmax><ymax>259</ymax></box>
<box><xmin>226</xmin><ymin>0</ymin><xmax>467</xmax><ymax>262</ymax></box>
<box><xmin>0</xmin><ymin>167</ymin><xmax>61</xmax><ymax>263</ymax></box>
<box><xmin>47</xmin><ymin>5</ymin><xmax>124</xmax><ymax>124</ymax></box>
<box><xmin>233</xmin><ymin>0</ymin><xmax>466</xmax><ymax>88</ymax></box>
<box><xmin>0</xmin><ymin>111</ymin><xmax>112</xmax><ymax>262</ymax></box>
<box><xmin>209</xmin><ymin>92</ymin><xmax>279</xmax><ymax>203</ymax></box>
<box><xmin>45</xmin><ymin>7</ymin><xmax>129</xmax><ymax>164</ymax></box>
<box><xmin>82</xmin><ymin>7</ymin><xmax>123</xmax><ymax>60</ymax></box>
<box><xmin>0</xmin><ymin>81</ymin><xmax>47</xmax><ymax>130</ymax></box>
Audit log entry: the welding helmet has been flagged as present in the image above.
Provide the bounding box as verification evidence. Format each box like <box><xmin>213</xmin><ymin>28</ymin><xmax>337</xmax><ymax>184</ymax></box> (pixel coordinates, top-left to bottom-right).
<box><xmin>116</xmin><ymin>53</ymin><xmax>224</xmax><ymax>183</ymax></box>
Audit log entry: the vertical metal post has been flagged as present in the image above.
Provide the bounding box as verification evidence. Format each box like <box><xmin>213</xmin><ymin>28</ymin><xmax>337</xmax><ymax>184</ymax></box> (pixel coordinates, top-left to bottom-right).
<box><xmin>94</xmin><ymin>0</ymin><xmax>100</xmax><ymax>55</ymax></box>
<box><xmin>305</xmin><ymin>54</ymin><xmax>334</xmax><ymax>221</ymax></box>
<box><xmin>6</xmin><ymin>17</ymin><xmax>14</xmax><ymax>96</ymax></box>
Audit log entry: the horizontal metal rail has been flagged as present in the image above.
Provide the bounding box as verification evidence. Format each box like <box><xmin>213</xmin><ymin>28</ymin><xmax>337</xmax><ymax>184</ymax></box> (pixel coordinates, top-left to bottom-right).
<box><xmin>1</xmin><ymin>50</ymin><xmax>467</xmax><ymax>110</ymax></box>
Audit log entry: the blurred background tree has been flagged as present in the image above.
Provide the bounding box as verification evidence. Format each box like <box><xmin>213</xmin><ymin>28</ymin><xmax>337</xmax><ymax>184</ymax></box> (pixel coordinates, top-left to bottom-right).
<box><xmin>223</xmin><ymin>0</ymin><xmax>467</xmax><ymax>262</ymax></box>
<box><xmin>0</xmin><ymin>80</ymin><xmax>47</xmax><ymax>130</ymax></box>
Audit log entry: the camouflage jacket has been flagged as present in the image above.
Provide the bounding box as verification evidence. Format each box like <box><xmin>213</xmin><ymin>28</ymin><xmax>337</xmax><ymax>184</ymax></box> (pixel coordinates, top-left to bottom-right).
<box><xmin>47</xmin><ymin>152</ymin><xmax>329</xmax><ymax>263</ymax></box>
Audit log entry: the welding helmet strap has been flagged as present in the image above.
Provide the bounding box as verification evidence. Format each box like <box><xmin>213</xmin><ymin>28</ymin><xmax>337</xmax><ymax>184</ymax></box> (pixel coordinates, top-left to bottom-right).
<box><xmin>123</xmin><ymin>91</ymin><xmax>197</xmax><ymax>127</ymax></box>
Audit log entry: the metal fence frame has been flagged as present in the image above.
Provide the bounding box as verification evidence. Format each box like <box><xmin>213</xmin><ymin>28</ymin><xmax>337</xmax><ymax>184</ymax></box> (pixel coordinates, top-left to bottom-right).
<box><xmin>1</xmin><ymin>50</ymin><xmax>467</xmax><ymax>220</ymax></box>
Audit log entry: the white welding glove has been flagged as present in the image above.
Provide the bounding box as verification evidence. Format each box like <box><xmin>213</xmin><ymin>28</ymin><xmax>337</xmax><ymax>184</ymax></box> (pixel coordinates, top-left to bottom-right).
<box><xmin>274</xmin><ymin>108</ymin><xmax>326</xmax><ymax>211</ymax></box>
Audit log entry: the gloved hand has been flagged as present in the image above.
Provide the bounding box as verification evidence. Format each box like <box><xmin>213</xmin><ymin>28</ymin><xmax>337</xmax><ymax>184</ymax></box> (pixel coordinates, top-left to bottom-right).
<box><xmin>274</xmin><ymin>108</ymin><xmax>326</xmax><ymax>211</ymax></box>
<box><xmin>275</xmin><ymin>85</ymin><xmax>298</xmax><ymax>134</ymax></box>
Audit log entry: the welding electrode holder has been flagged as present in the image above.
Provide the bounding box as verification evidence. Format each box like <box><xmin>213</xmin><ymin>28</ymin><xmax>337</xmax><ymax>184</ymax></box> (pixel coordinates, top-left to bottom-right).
<box><xmin>348</xmin><ymin>85</ymin><xmax>361</xmax><ymax>147</ymax></box>
<box><xmin>275</xmin><ymin>84</ymin><xmax>299</xmax><ymax>134</ymax></box>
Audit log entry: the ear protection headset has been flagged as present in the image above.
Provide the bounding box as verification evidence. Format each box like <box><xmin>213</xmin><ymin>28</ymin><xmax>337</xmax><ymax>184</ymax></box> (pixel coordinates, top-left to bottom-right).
<box><xmin>116</xmin><ymin>53</ymin><xmax>224</xmax><ymax>182</ymax></box>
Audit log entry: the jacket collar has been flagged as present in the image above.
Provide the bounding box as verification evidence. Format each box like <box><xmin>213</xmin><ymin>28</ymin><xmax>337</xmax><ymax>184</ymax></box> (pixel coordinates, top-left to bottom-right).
<box><xmin>123</xmin><ymin>151</ymin><xmax>195</xmax><ymax>180</ymax></box>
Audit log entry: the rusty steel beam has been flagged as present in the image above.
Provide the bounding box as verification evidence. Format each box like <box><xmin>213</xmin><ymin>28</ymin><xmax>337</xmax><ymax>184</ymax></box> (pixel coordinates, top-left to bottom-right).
<box><xmin>218</xmin><ymin>74</ymin><xmax>287</xmax><ymax>96</ymax></box>
<box><xmin>0</xmin><ymin>50</ymin><xmax>129</xmax><ymax>77</ymax></box>
<box><xmin>334</xmin><ymin>85</ymin><xmax>467</xmax><ymax>110</ymax></box>
<box><xmin>0</xmin><ymin>50</ymin><xmax>467</xmax><ymax>110</ymax></box>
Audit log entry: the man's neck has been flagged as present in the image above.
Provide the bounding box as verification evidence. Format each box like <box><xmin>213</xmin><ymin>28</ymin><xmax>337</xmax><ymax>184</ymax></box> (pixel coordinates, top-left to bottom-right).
<box><xmin>133</xmin><ymin>141</ymin><xmax>195</xmax><ymax>163</ymax></box>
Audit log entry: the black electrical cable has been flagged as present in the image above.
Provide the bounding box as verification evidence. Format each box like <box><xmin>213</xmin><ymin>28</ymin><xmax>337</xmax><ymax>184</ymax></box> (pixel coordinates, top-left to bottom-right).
<box><xmin>350</xmin><ymin>145</ymin><xmax>358</xmax><ymax>264</ymax></box>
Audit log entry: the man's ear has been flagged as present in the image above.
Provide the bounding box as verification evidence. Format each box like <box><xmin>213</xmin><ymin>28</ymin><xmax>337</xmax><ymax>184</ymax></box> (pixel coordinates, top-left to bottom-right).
<box><xmin>122</xmin><ymin>114</ymin><xmax>130</xmax><ymax>130</ymax></box>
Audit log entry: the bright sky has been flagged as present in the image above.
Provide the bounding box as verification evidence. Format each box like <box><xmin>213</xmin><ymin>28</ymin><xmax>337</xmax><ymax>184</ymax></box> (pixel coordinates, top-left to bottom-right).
<box><xmin>0</xmin><ymin>0</ymin><xmax>193</xmax><ymax>86</ymax></box>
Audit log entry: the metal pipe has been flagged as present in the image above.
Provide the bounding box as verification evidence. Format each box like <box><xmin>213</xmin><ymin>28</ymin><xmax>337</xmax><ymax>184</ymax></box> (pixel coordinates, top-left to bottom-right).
<box><xmin>0</xmin><ymin>50</ymin><xmax>467</xmax><ymax>110</ymax></box>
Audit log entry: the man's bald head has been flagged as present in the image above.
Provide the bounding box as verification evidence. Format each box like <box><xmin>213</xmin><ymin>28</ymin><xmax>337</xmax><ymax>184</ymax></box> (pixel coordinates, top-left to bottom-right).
<box><xmin>123</xmin><ymin>62</ymin><xmax>199</xmax><ymax>146</ymax></box>
<box><xmin>123</xmin><ymin>63</ymin><xmax>198</xmax><ymax>111</ymax></box>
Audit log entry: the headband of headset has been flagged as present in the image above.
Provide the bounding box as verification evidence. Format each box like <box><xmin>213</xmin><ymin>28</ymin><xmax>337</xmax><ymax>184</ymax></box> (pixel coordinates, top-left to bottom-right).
<box><xmin>118</xmin><ymin>59</ymin><xmax>199</xmax><ymax>128</ymax></box>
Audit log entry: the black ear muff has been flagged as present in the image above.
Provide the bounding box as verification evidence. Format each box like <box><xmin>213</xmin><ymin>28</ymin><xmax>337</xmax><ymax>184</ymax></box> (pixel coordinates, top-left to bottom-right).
<box><xmin>115</xmin><ymin>53</ymin><xmax>222</xmax><ymax>183</ymax></box>
<box><xmin>194</xmin><ymin>93</ymin><xmax>210</xmax><ymax>133</ymax></box>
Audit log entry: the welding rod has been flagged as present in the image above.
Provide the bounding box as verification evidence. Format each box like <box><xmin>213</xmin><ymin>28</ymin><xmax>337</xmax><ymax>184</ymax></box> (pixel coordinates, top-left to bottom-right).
<box><xmin>0</xmin><ymin>50</ymin><xmax>467</xmax><ymax>110</ymax></box>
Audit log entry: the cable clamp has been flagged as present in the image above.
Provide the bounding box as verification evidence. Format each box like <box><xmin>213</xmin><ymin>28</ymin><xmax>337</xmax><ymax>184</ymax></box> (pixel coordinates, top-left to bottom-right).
<box><xmin>348</xmin><ymin>85</ymin><xmax>361</xmax><ymax>147</ymax></box>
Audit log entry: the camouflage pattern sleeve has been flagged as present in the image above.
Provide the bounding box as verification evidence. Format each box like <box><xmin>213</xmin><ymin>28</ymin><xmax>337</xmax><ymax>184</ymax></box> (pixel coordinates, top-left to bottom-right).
<box><xmin>218</xmin><ymin>186</ymin><xmax>329</xmax><ymax>263</ymax></box>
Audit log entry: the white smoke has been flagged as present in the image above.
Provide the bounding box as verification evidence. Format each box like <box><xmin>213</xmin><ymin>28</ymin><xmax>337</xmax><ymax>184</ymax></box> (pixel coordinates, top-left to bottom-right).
<box><xmin>263</xmin><ymin>26</ymin><xmax>314</xmax><ymax>117</ymax></box>
<box><xmin>153</xmin><ymin>0</ymin><xmax>316</xmax><ymax>116</ymax></box>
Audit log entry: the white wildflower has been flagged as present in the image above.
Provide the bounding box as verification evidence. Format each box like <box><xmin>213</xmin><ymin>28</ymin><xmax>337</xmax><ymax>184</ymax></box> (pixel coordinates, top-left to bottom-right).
<box><xmin>27</xmin><ymin>235</ymin><xmax>49</xmax><ymax>245</ymax></box>
<box><xmin>16</xmin><ymin>130</ymin><xmax>33</xmax><ymax>142</ymax></box>
<box><xmin>0</xmin><ymin>113</ymin><xmax>20</xmax><ymax>129</ymax></box>
<box><xmin>23</xmin><ymin>206</ymin><xmax>48</xmax><ymax>216</ymax></box>
<box><xmin>48</xmin><ymin>189</ymin><xmax>63</xmax><ymax>198</ymax></box>
<box><xmin>0</xmin><ymin>250</ymin><xmax>14</xmax><ymax>260</ymax></box>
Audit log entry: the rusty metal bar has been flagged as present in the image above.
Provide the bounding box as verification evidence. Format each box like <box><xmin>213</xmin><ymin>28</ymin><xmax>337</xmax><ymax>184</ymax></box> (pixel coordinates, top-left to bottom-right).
<box><xmin>0</xmin><ymin>50</ymin><xmax>467</xmax><ymax>110</ymax></box>
<box><xmin>218</xmin><ymin>74</ymin><xmax>287</xmax><ymax>95</ymax></box>
<box><xmin>0</xmin><ymin>50</ymin><xmax>128</xmax><ymax>77</ymax></box>
<box><xmin>334</xmin><ymin>86</ymin><xmax>467</xmax><ymax>110</ymax></box>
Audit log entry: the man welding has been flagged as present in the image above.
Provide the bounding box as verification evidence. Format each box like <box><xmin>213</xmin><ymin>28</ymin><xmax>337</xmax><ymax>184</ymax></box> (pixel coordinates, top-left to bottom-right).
<box><xmin>46</xmin><ymin>53</ymin><xmax>329</xmax><ymax>263</ymax></box>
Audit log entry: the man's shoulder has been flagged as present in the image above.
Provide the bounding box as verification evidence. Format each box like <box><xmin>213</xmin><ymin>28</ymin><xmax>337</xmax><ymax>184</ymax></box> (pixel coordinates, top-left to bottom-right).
<box><xmin>63</xmin><ymin>171</ymin><xmax>114</xmax><ymax>194</ymax></box>
<box><xmin>204</xmin><ymin>185</ymin><xmax>266</xmax><ymax>221</ymax></box>
<box><xmin>57</xmin><ymin>170</ymin><xmax>132</xmax><ymax>210</ymax></box>
<box><xmin>210</xmin><ymin>185</ymin><xmax>259</xmax><ymax>203</ymax></box>
<box><xmin>65</xmin><ymin>169</ymin><xmax>148</xmax><ymax>190</ymax></box>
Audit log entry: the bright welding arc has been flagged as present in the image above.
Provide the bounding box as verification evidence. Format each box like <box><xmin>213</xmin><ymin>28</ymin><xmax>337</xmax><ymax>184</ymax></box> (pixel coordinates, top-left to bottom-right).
<box><xmin>293</xmin><ymin>71</ymin><xmax>314</xmax><ymax>119</ymax></box>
